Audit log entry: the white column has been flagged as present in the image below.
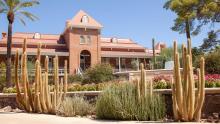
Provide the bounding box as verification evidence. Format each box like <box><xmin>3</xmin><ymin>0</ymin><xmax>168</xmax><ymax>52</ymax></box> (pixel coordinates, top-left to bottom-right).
<box><xmin>119</xmin><ymin>57</ymin><xmax>121</xmax><ymax>72</ymax></box>
<box><xmin>137</xmin><ymin>58</ymin><xmax>140</xmax><ymax>70</ymax></box>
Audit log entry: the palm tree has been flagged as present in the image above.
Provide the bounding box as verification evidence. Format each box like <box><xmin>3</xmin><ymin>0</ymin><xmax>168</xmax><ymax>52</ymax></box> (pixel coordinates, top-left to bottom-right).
<box><xmin>0</xmin><ymin>0</ymin><xmax>39</xmax><ymax>87</ymax></box>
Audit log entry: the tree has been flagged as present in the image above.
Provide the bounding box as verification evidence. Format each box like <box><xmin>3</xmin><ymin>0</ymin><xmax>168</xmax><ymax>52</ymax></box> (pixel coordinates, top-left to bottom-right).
<box><xmin>0</xmin><ymin>0</ymin><xmax>39</xmax><ymax>87</ymax></box>
<box><xmin>164</xmin><ymin>0</ymin><xmax>220</xmax><ymax>40</ymax></box>
<box><xmin>200</xmin><ymin>30</ymin><xmax>220</xmax><ymax>52</ymax></box>
<box><xmin>197</xmin><ymin>0</ymin><xmax>220</xmax><ymax>23</ymax></box>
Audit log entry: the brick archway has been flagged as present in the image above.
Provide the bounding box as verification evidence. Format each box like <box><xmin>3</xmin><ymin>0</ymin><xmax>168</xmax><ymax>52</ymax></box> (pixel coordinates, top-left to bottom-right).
<box><xmin>80</xmin><ymin>50</ymin><xmax>91</xmax><ymax>71</ymax></box>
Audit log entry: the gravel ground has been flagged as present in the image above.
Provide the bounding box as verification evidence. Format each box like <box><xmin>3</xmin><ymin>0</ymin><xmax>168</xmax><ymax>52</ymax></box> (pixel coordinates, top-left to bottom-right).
<box><xmin>0</xmin><ymin>112</ymin><xmax>208</xmax><ymax>124</ymax></box>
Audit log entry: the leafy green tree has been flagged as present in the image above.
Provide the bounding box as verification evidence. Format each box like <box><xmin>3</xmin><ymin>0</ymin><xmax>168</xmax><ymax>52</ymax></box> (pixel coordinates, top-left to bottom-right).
<box><xmin>197</xmin><ymin>0</ymin><xmax>220</xmax><ymax>23</ymax></box>
<box><xmin>164</xmin><ymin>0</ymin><xmax>220</xmax><ymax>39</ymax></box>
<box><xmin>0</xmin><ymin>0</ymin><xmax>39</xmax><ymax>87</ymax></box>
<box><xmin>200</xmin><ymin>30</ymin><xmax>220</xmax><ymax>52</ymax></box>
<box><xmin>157</xmin><ymin>46</ymin><xmax>182</xmax><ymax>68</ymax></box>
<box><xmin>205</xmin><ymin>48</ymin><xmax>220</xmax><ymax>74</ymax></box>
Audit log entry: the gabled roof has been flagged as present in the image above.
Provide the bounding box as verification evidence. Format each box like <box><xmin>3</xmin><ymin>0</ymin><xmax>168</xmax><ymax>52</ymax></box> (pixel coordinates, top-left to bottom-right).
<box><xmin>66</xmin><ymin>10</ymin><xmax>103</xmax><ymax>29</ymax></box>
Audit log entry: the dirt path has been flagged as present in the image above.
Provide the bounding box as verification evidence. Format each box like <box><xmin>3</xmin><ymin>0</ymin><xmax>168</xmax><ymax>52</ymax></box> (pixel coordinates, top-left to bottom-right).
<box><xmin>0</xmin><ymin>112</ymin><xmax>203</xmax><ymax>124</ymax></box>
<box><xmin>0</xmin><ymin>112</ymin><xmax>151</xmax><ymax>124</ymax></box>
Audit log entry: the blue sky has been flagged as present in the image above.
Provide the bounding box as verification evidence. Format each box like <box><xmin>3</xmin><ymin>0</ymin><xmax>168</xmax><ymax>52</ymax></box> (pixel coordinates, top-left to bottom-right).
<box><xmin>0</xmin><ymin>0</ymin><xmax>219</xmax><ymax>48</ymax></box>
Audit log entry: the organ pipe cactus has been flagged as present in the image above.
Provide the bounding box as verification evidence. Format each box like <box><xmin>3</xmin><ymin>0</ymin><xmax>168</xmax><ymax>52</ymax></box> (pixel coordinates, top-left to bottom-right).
<box><xmin>134</xmin><ymin>63</ymin><xmax>153</xmax><ymax>101</ymax></box>
<box><xmin>172</xmin><ymin>39</ymin><xmax>205</xmax><ymax>122</ymax></box>
<box><xmin>15</xmin><ymin>39</ymin><xmax>68</xmax><ymax>114</ymax></box>
<box><xmin>152</xmin><ymin>38</ymin><xmax>156</xmax><ymax>69</ymax></box>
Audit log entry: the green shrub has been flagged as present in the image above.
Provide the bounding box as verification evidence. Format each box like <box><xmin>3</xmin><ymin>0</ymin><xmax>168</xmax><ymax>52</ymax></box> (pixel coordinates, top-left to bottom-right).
<box><xmin>0</xmin><ymin>62</ymin><xmax>6</xmax><ymax>92</ymax></box>
<box><xmin>205</xmin><ymin>81</ymin><xmax>215</xmax><ymax>88</ymax></box>
<box><xmin>96</xmin><ymin>83</ymin><xmax>165</xmax><ymax>121</ymax></box>
<box><xmin>67</xmin><ymin>82</ymin><xmax>115</xmax><ymax>92</ymax></box>
<box><xmin>57</xmin><ymin>96</ymin><xmax>93</xmax><ymax>117</ymax></box>
<box><xmin>153</xmin><ymin>80</ymin><xmax>171</xmax><ymax>89</ymax></box>
<box><xmin>68</xmin><ymin>74</ymin><xmax>83</xmax><ymax>83</ymax></box>
<box><xmin>205</xmin><ymin>49</ymin><xmax>220</xmax><ymax>74</ymax></box>
<box><xmin>82</xmin><ymin>64</ymin><xmax>114</xmax><ymax>84</ymax></box>
<box><xmin>215</xmin><ymin>81</ymin><xmax>220</xmax><ymax>87</ymax></box>
<box><xmin>2</xmin><ymin>87</ymin><xmax>17</xmax><ymax>93</ymax></box>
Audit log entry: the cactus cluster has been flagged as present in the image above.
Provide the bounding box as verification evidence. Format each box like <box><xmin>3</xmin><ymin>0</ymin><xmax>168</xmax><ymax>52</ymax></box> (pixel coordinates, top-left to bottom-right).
<box><xmin>15</xmin><ymin>39</ymin><xmax>68</xmax><ymax>114</ymax></box>
<box><xmin>172</xmin><ymin>39</ymin><xmax>205</xmax><ymax>122</ymax></box>
<box><xmin>134</xmin><ymin>63</ymin><xmax>153</xmax><ymax>101</ymax></box>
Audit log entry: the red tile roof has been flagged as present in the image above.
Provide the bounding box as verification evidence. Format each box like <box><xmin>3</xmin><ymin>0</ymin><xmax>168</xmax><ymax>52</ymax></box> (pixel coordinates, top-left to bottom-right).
<box><xmin>101</xmin><ymin>51</ymin><xmax>152</xmax><ymax>58</ymax></box>
<box><xmin>0</xmin><ymin>47</ymin><xmax>69</xmax><ymax>56</ymax></box>
<box><xmin>0</xmin><ymin>32</ymin><xmax>159</xmax><ymax>57</ymax></box>
<box><xmin>100</xmin><ymin>37</ymin><xmax>146</xmax><ymax>49</ymax></box>
<box><xmin>0</xmin><ymin>32</ymin><xmax>65</xmax><ymax>46</ymax></box>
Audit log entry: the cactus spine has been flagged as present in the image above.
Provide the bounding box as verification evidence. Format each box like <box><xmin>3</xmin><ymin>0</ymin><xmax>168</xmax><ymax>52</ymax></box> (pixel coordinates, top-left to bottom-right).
<box><xmin>172</xmin><ymin>39</ymin><xmax>205</xmax><ymax>122</ymax></box>
<box><xmin>15</xmin><ymin>39</ymin><xmax>68</xmax><ymax>114</ymax></box>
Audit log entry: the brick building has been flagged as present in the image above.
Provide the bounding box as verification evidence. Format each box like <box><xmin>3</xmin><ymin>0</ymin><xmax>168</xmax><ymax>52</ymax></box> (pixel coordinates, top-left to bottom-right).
<box><xmin>0</xmin><ymin>10</ymin><xmax>164</xmax><ymax>74</ymax></box>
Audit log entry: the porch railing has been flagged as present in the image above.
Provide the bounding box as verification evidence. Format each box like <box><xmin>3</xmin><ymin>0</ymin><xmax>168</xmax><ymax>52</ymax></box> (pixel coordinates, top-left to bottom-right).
<box><xmin>1</xmin><ymin>69</ymin><xmax>67</xmax><ymax>76</ymax></box>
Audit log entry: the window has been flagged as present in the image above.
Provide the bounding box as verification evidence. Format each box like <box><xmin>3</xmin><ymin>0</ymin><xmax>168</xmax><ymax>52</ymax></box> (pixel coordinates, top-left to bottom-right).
<box><xmin>48</xmin><ymin>56</ymin><xmax>53</xmax><ymax>68</ymax></box>
<box><xmin>87</xmin><ymin>36</ymin><xmax>91</xmax><ymax>44</ymax></box>
<box><xmin>80</xmin><ymin>36</ymin><xmax>86</xmax><ymax>44</ymax></box>
<box><xmin>81</xmin><ymin>15</ymin><xmax>89</xmax><ymax>23</ymax></box>
<box><xmin>33</xmin><ymin>33</ymin><xmax>41</xmax><ymax>39</ymax></box>
<box><xmin>111</xmin><ymin>38</ymin><xmax>118</xmax><ymax>43</ymax></box>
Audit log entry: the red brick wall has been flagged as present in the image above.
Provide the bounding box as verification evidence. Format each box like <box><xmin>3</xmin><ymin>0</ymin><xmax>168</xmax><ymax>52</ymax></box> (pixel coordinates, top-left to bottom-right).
<box><xmin>65</xmin><ymin>28</ymin><xmax>101</xmax><ymax>74</ymax></box>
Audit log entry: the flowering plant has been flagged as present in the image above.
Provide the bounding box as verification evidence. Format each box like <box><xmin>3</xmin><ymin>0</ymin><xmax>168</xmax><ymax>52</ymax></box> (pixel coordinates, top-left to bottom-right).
<box><xmin>153</xmin><ymin>75</ymin><xmax>172</xmax><ymax>89</ymax></box>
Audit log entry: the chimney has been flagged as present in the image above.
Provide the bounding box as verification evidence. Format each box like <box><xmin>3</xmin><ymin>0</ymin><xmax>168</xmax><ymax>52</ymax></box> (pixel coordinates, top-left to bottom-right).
<box><xmin>2</xmin><ymin>32</ymin><xmax>7</xmax><ymax>38</ymax></box>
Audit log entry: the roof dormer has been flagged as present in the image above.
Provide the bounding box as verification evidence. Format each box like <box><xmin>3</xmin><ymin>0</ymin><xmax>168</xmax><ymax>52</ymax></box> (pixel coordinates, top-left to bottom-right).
<box><xmin>111</xmin><ymin>38</ymin><xmax>118</xmax><ymax>43</ymax></box>
<box><xmin>33</xmin><ymin>33</ymin><xmax>41</xmax><ymax>39</ymax></box>
<box><xmin>66</xmin><ymin>10</ymin><xmax>103</xmax><ymax>29</ymax></box>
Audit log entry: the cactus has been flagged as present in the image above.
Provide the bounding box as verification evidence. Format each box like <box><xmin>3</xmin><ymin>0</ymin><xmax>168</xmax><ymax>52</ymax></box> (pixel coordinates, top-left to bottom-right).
<box><xmin>152</xmin><ymin>38</ymin><xmax>156</xmax><ymax>69</ymax></box>
<box><xmin>133</xmin><ymin>63</ymin><xmax>153</xmax><ymax>101</ymax></box>
<box><xmin>15</xmin><ymin>39</ymin><xmax>68</xmax><ymax>114</ymax></box>
<box><xmin>172</xmin><ymin>39</ymin><xmax>205</xmax><ymax>122</ymax></box>
<box><xmin>140</xmin><ymin>63</ymin><xmax>146</xmax><ymax>97</ymax></box>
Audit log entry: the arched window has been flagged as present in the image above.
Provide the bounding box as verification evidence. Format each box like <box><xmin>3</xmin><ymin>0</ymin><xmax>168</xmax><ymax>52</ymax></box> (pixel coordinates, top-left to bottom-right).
<box><xmin>81</xmin><ymin>15</ymin><xmax>89</xmax><ymax>23</ymax></box>
<box><xmin>80</xmin><ymin>36</ymin><xmax>86</xmax><ymax>44</ymax></box>
<box><xmin>87</xmin><ymin>36</ymin><xmax>91</xmax><ymax>44</ymax></box>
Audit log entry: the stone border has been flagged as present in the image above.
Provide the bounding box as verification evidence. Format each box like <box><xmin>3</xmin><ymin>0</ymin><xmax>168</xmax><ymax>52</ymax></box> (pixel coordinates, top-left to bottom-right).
<box><xmin>0</xmin><ymin>88</ymin><xmax>220</xmax><ymax>98</ymax></box>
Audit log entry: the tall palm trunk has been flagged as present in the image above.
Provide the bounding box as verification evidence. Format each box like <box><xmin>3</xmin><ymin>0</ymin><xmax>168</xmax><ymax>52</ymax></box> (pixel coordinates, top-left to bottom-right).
<box><xmin>185</xmin><ymin>18</ymin><xmax>191</xmax><ymax>40</ymax></box>
<box><xmin>6</xmin><ymin>12</ymin><xmax>14</xmax><ymax>88</ymax></box>
<box><xmin>6</xmin><ymin>22</ymin><xmax>12</xmax><ymax>87</ymax></box>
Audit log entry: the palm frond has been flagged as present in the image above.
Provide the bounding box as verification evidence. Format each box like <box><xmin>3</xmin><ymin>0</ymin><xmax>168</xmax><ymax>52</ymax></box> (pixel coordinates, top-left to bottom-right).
<box><xmin>18</xmin><ymin>10</ymin><xmax>38</xmax><ymax>21</ymax></box>
<box><xmin>14</xmin><ymin>0</ymin><xmax>39</xmax><ymax>12</ymax></box>
<box><xmin>0</xmin><ymin>8</ymin><xmax>7</xmax><ymax>13</ymax></box>
<box><xmin>17</xmin><ymin>15</ymin><xmax>26</xmax><ymax>25</ymax></box>
<box><xmin>0</xmin><ymin>0</ymin><xmax>8</xmax><ymax>9</ymax></box>
<box><xmin>4</xmin><ymin>0</ymin><xmax>20</xmax><ymax>10</ymax></box>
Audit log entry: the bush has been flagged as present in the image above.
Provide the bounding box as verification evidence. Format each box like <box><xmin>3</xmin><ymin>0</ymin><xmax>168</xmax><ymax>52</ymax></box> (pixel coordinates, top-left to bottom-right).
<box><xmin>57</xmin><ymin>96</ymin><xmax>93</xmax><ymax>117</ymax></box>
<box><xmin>205</xmin><ymin>81</ymin><xmax>216</xmax><ymax>88</ymax></box>
<box><xmin>82</xmin><ymin>64</ymin><xmax>114</xmax><ymax>84</ymax></box>
<box><xmin>153</xmin><ymin>75</ymin><xmax>171</xmax><ymax>89</ymax></box>
<box><xmin>205</xmin><ymin>49</ymin><xmax>220</xmax><ymax>74</ymax></box>
<box><xmin>0</xmin><ymin>62</ymin><xmax>6</xmax><ymax>92</ymax></box>
<box><xmin>154</xmin><ymin>80</ymin><xmax>171</xmax><ymax>89</ymax></box>
<box><xmin>216</xmin><ymin>81</ymin><xmax>220</xmax><ymax>87</ymax></box>
<box><xmin>2</xmin><ymin>87</ymin><xmax>17</xmax><ymax>93</ymax></box>
<box><xmin>68</xmin><ymin>74</ymin><xmax>83</xmax><ymax>83</ymax></box>
<box><xmin>96</xmin><ymin>83</ymin><xmax>165</xmax><ymax>121</ymax></box>
<box><xmin>67</xmin><ymin>82</ymin><xmax>116</xmax><ymax>92</ymax></box>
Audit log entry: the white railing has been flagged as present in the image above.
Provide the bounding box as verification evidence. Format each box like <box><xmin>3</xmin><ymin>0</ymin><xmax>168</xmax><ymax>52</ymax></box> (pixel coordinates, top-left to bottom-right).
<box><xmin>1</xmin><ymin>69</ymin><xmax>67</xmax><ymax>76</ymax></box>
